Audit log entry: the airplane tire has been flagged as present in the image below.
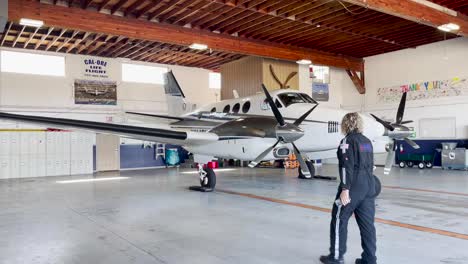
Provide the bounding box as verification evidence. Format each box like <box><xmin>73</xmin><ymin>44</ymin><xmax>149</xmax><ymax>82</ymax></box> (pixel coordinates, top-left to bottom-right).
<box><xmin>298</xmin><ymin>160</ymin><xmax>315</xmax><ymax>179</ymax></box>
<box><xmin>200</xmin><ymin>167</ymin><xmax>216</xmax><ymax>189</ymax></box>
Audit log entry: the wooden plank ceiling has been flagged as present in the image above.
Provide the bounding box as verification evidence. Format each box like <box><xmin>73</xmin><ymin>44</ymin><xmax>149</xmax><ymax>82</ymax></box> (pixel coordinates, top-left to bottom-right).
<box><xmin>0</xmin><ymin>21</ymin><xmax>244</xmax><ymax>69</ymax></box>
<box><xmin>0</xmin><ymin>0</ymin><xmax>461</xmax><ymax>70</ymax></box>
<box><xmin>430</xmin><ymin>0</ymin><xmax>468</xmax><ymax>16</ymax></box>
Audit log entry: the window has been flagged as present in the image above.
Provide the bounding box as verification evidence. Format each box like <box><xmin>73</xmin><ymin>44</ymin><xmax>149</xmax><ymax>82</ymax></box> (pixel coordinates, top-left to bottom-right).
<box><xmin>1</xmin><ymin>50</ymin><xmax>65</xmax><ymax>77</ymax></box>
<box><xmin>242</xmin><ymin>101</ymin><xmax>250</xmax><ymax>113</ymax></box>
<box><xmin>223</xmin><ymin>105</ymin><xmax>230</xmax><ymax>113</ymax></box>
<box><xmin>209</xmin><ymin>72</ymin><xmax>221</xmax><ymax>89</ymax></box>
<box><xmin>310</xmin><ymin>65</ymin><xmax>330</xmax><ymax>84</ymax></box>
<box><xmin>211</xmin><ymin>107</ymin><xmax>216</xmax><ymax>112</ymax></box>
<box><xmin>232</xmin><ymin>103</ymin><xmax>240</xmax><ymax>113</ymax></box>
<box><xmin>122</xmin><ymin>63</ymin><xmax>167</xmax><ymax>84</ymax></box>
<box><xmin>278</xmin><ymin>93</ymin><xmax>316</xmax><ymax>107</ymax></box>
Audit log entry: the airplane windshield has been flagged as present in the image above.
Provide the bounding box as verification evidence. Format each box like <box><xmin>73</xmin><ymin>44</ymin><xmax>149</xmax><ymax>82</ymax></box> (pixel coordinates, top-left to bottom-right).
<box><xmin>277</xmin><ymin>93</ymin><xmax>316</xmax><ymax>107</ymax></box>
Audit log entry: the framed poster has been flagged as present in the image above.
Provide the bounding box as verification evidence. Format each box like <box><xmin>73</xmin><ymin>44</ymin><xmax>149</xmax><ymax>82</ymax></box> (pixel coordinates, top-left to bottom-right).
<box><xmin>312</xmin><ymin>82</ymin><xmax>329</xmax><ymax>101</ymax></box>
<box><xmin>74</xmin><ymin>79</ymin><xmax>117</xmax><ymax>105</ymax></box>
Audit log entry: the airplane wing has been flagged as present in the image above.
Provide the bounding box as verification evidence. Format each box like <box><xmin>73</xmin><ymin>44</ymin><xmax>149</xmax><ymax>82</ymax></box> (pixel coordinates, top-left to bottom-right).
<box><xmin>0</xmin><ymin>112</ymin><xmax>218</xmax><ymax>146</ymax></box>
<box><xmin>125</xmin><ymin>111</ymin><xmax>222</xmax><ymax>130</ymax></box>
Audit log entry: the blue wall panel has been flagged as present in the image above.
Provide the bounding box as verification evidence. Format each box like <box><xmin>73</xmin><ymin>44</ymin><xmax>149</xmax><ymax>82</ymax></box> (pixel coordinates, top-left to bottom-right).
<box><xmin>395</xmin><ymin>139</ymin><xmax>468</xmax><ymax>166</ymax></box>
<box><xmin>93</xmin><ymin>144</ymin><xmax>189</xmax><ymax>170</ymax></box>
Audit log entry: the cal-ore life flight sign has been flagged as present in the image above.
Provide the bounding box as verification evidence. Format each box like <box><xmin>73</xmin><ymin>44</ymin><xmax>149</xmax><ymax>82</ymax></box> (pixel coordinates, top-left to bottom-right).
<box><xmin>83</xmin><ymin>58</ymin><xmax>109</xmax><ymax>79</ymax></box>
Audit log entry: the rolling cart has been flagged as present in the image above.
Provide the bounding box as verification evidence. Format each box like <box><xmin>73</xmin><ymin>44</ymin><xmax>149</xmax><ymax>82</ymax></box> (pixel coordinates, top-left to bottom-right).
<box><xmin>397</xmin><ymin>153</ymin><xmax>436</xmax><ymax>169</ymax></box>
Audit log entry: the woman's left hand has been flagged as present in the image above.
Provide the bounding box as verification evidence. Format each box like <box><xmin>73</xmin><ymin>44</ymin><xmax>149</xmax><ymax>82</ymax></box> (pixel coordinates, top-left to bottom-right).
<box><xmin>340</xmin><ymin>189</ymin><xmax>351</xmax><ymax>206</ymax></box>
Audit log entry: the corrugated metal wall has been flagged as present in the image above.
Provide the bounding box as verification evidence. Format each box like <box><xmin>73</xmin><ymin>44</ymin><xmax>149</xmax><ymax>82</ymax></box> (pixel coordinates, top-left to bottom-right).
<box><xmin>220</xmin><ymin>56</ymin><xmax>298</xmax><ymax>100</ymax></box>
<box><xmin>220</xmin><ymin>57</ymin><xmax>263</xmax><ymax>100</ymax></box>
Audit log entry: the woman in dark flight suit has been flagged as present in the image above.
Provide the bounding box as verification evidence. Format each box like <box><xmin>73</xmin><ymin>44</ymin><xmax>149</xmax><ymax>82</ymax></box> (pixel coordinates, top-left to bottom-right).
<box><xmin>320</xmin><ymin>112</ymin><xmax>379</xmax><ymax>264</ymax></box>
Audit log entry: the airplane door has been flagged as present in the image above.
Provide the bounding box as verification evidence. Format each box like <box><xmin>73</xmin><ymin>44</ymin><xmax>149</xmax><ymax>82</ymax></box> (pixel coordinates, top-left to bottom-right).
<box><xmin>96</xmin><ymin>134</ymin><xmax>120</xmax><ymax>172</ymax></box>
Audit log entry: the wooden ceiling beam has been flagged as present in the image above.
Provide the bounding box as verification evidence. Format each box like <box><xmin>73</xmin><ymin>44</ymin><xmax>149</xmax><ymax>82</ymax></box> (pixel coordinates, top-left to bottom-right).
<box><xmin>9</xmin><ymin>0</ymin><xmax>363</xmax><ymax>71</ymax></box>
<box><xmin>0</xmin><ymin>22</ymin><xmax>12</xmax><ymax>47</ymax></box>
<box><xmin>66</xmin><ymin>32</ymin><xmax>90</xmax><ymax>53</ymax></box>
<box><xmin>23</xmin><ymin>27</ymin><xmax>40</xmax><ymax>48</ymax></box>
<box><xmin>172</xmin><ymin>0</ymin><xmax>210</xmax><ymax>25</ymax></box>
<box><xmin>56</xmin><ymin>30</ymin><xmax>79</xmax><ymax>52</ymax></box>
<box><xmin>135</xmin><ymin>0</ymin><xmax>163</xmax><ymax>19</ymax></box>
<box><xmin>45</xmin><ymin>29</ymin><xmax>66</xmax><ymax>51</ymax></box>
<box><xmin>35</xmin><ymin>27</ymin><xmax>54</xmax><ymax>50</ymax></box>
<box><xmin>341</xmin><ymin>0</ymin><xmax>468</xmax><ymax>36</ymax></box>
<box><xmin>12</xmin><ymin>25</ymin><xmax>26</xmax><ymax>48</ymax></box>
<box><xmin>111</xmin><ymin>0</ymin><xmax>127</xmax><ymax>15</ymax></box>
<box><xmin>124</xmin><ymin>0</ymin><xmax>147</xmax><ymax>17</ymax></box>
<box><xmin>98</xmin><ymin>0</ymin><xmax>112</xmax><ymax>12</ymax></box>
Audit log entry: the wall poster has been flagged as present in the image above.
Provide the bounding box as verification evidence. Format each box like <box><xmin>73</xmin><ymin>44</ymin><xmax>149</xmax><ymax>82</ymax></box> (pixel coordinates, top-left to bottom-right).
<box><xmin>312</xmin><ymin>82</ymin><xmax>329</xmax><ymax>101</ymax></box>
<box><xmin>377</xmin><ymin>77</ymin><xmax>468</xmax><ymax>103</ymax></box>
<box><xmin>74</xmin><ymin>79</ymin><xmax>117</xmax><ymax>105</ymax></box>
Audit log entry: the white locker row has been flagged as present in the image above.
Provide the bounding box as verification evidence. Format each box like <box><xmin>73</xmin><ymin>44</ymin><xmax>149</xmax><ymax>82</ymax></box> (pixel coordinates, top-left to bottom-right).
<box><xmin>0</xmin><ymin>132</ymin><xmax>94</xmax><ymax>179</ymax></box>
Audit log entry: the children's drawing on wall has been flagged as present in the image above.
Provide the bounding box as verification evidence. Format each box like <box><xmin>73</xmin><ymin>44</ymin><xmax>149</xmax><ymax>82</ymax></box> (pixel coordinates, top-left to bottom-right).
<box><xmin>377</xmin><ymin>77</ymin><xmax>468</xmax><ymax>103</ymax></box>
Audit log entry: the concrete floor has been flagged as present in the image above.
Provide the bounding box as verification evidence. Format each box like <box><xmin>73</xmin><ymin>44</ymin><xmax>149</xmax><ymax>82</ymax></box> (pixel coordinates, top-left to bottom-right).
<box><xmin>0</xmin><ymin>165</ymin><xmax>467</xmax><ymax>264</ymax></box>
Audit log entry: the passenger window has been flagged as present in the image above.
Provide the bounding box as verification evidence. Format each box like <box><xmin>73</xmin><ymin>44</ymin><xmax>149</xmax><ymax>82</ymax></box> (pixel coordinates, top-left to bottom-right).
<box><xmin>242</xmin><ymin>101</ymin><xmax>251</xmax><ymax>113</ymax></box>
<box><xmin>223</xmin><ymin>105</ymin><xmax>230</xmax><ymax>113</ymax></box>
<box><xmin>232</xmin><ymin>103</ymin><xmax>240</xmax><ymax>113</ymax></box>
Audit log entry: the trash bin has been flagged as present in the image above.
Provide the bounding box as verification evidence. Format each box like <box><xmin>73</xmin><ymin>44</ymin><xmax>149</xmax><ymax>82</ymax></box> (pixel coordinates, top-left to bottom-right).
<box><xmin>165</xmin><ymin>148</ymin><xmax>180</xmax><ymax>166</ymax></box>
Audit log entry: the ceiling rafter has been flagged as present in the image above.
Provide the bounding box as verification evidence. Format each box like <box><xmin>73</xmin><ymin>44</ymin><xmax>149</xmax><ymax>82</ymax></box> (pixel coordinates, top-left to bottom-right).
<box><xmin>12</xmin><ymin>25</ymin><xmax>26</xmax><ymax>48</ymax></box>
<box><xmin>67</xmin><ymin>32</ymin><xmax>91</xmax><ymax>53</ymax></box>
<box><xmin>46</xmin><ymin>29</ymin><xmax>67</xmax><ymax>51</ymax></box>
<box><xmin>35</xmin><ymin>27</ymin><xmax>54</xmax><ymax>50</ymax></box>
<box><xmin>23</xmin><ymin>27</ymin><xmax>40</xmax><ymax>48</ymax></box>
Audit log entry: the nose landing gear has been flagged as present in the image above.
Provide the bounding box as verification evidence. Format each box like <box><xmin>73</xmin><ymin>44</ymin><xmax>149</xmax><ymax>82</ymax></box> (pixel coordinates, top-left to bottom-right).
<box><xmin>189</xmin><ymin>164</ymin><xmax>216</xmax><ymax>192</ymax></box>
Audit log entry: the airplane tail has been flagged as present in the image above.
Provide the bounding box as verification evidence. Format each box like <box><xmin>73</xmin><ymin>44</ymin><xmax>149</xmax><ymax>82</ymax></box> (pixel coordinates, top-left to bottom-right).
<box><xmin>163</xmin><ymin>71</ymin><xmax>196</xmax><ymax>116</ymax></box>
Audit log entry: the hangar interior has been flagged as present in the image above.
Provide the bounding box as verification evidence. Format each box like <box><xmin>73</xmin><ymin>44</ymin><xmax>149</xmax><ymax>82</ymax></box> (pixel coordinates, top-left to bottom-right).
<box><xmin>0</xmin><ymin>0</ymin><xmax>467</xmax><ymax>263</ymax></box>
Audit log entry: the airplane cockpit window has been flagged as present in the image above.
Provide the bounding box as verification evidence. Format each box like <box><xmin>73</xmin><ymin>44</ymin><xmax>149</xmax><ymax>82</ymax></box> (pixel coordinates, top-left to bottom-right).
<box><xmin>242</xmin><ymin>101</ymin><xmax>251</xmax><ymax>113</ymax></box>
<box><xmin>278</xmin><ymin>92</ymin><xmax>316</xmax><ymax>107</ymax></box>
<box><xmin>211</xmin><ymin>107</ymin><xmax>216</xmax><ymax>112</ymax></box>
<box><xmin>223</xmin><ymin>105</ymin><xmax>230</xmax><ymax>113</ymax></box>
<box><xmin>232</xmin><ymin>103</ymin><xmax>240</xmax><ymax>113</ymax></box>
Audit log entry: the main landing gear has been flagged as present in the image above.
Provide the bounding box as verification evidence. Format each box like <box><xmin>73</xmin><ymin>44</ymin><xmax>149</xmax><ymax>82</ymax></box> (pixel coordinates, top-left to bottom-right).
<box><xmin>189</xmin><ymin>164</ymin><xmax>216</xmax><ymax>192</ymax></box>
<box><xmin>298</xmin><ymin>160</ymin><xmax>336</xmax><ymax>181</ymax></box>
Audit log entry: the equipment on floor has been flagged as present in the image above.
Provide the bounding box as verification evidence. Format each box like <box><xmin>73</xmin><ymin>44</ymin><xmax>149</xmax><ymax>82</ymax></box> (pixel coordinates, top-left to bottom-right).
<box><xmin>397</xmin><ymin>153</ymin><xmax>435</xmax><ymax>169</ymax></box>
<box><xmin>441</xmin><ymin>142</ymin><xmax>468</xmax><ymax>170</ymax></box>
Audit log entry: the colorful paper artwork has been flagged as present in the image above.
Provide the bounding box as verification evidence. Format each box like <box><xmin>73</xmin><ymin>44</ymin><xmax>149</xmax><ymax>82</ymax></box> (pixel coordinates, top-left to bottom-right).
<box><xmin>377</xmin><ymin>77</ymin><xmax>468</xmax><ymax>103</ymax></box>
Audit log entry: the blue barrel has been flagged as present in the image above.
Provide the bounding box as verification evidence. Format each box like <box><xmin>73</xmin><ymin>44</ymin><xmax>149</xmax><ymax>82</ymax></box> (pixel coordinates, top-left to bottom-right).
<box><xmin>165</xmin><ymin>148</ymin><xmax>180</xmax><ymax>166</ymax></box>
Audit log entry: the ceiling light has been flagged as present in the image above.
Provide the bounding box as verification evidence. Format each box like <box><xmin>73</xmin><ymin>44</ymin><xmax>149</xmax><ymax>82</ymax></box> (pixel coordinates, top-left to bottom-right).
<box><xmin>296</xmin><ymin>59</ymin><xmax>312</xmax><ymax>65</ymax></box>
<box><xmin>189</xmin><ymin>43</ymin><xmax>208</xmax><ymax>50</ymax></box>
<box><xmin>19</xmin><ymin>18</ymin><xmax>44</xmax><ymax>28</ymax></box>
<box><xmin>438</xmin><ymin>23</ymin><xmax>460</xmax><ymax>32</ymax></box>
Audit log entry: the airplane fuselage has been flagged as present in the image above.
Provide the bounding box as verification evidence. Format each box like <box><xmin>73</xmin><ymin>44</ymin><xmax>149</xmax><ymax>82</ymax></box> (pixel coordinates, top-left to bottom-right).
<box><xmin>181</xmin><ymin>89</ymin><xmax>385</xmax><ymax>162</ymax></box>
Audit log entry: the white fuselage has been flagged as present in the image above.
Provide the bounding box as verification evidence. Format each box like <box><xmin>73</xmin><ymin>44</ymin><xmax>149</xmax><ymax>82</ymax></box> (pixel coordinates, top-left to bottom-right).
<box><xmin>181</xmin><ymin>89</ymin><xmax>386</xmax><ymax>162</ymax></box>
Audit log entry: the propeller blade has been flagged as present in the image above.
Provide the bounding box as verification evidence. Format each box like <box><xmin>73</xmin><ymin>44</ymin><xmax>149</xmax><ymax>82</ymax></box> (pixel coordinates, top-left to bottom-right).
<box><xmin>292</xmin><ymin>142</ymin><xmax>311</xmax><ymax>177</ymax></box>
<box><xmin>294</xmin><ymin>105</ymin><xmax>318</xmax><ymax>126</ymax></box>
<box><xmin>396</xmin><ymin>92</ymin><xmax>407</xmax><ymax>124</ymax></box>
<box><xmin>404</xmin><ymin>138</ymin><xmax>420</xmax><ymax>149</ymax></box>
<box><xmin>261</xmin><ymin>84</ymin><xmax>286</xmax><ymax>126</ymax></box>
<box><xmin>384</xmin><ymin>148</ymin><xmax>395</xmax><ymax>175</ymax></box>
<box><xmin>370</xmin><ymin>114</ymin><xmax>395</xmax><ymax>131</ymax></box>
<box><xmin>248</xmin><ymin>140</ymin><xmax>280</xmax><ymax>168</ymax></box>
<box><xmin>399</xmin><ymin>120</ymin><xmax>413</xmax><ymax>125</ymax></box>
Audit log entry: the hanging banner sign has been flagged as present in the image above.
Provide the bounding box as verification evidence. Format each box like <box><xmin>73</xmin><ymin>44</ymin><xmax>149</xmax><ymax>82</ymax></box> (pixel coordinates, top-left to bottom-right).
<box><xmin>377</xmin><ymin>77</ymin><xmax>468</xmax><ymax>103</ymax></box>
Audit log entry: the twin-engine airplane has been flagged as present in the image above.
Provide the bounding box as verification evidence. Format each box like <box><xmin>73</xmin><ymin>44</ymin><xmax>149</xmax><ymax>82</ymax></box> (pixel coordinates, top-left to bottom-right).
<box><xmin>0</xmin><ymin>71</ymin><xmax>418</xmax><ymax>190</ymax></box>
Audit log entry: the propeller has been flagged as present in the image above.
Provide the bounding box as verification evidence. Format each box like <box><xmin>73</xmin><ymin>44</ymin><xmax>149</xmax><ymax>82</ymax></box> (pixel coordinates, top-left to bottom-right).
<box><xmin>248</xmin><ymin>85</ymin><xmax>317</xmax><ymax>177</ymax></box>
<box><xmin>370</xmin><ymin>92</ymin><xmax>419</xmax><ymax>175</ymax></box>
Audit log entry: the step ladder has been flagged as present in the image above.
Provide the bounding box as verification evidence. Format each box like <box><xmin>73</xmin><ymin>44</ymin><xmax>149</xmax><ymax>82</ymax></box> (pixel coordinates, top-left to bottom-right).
<box><xmin>155</xmin><ymin>143</ymin><xmax>166</xmax><ymax>160</ymax></box>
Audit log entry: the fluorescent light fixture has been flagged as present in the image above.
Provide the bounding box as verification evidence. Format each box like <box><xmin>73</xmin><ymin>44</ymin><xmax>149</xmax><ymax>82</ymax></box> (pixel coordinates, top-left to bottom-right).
<box><xmin>19</xmin><ymin>18</ymin><xmax>44</xmax><ymax>28</ymax></box>
<box><xmin>296</xmin><ymin>59</ymin><xmax>312</xmax><ymax>65</ymax></box>
<box><xmin>180</xmin><ymin>168</ymin><xmax>237</xmax><ymax>174</ymax></box>
<box><xmin>189</xmin><ymin>43</ymin><xmax>208</xmax><ymax>50</ymax></box>
<box><xmin>438</xmin><ymin>23</ymin><xmax>460</xmax><ymax>32</ymax></box>
<box><xmin>56</xmin><ymin>177</ymin><xmax>129</xmax><ymax>184</ymax></box>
